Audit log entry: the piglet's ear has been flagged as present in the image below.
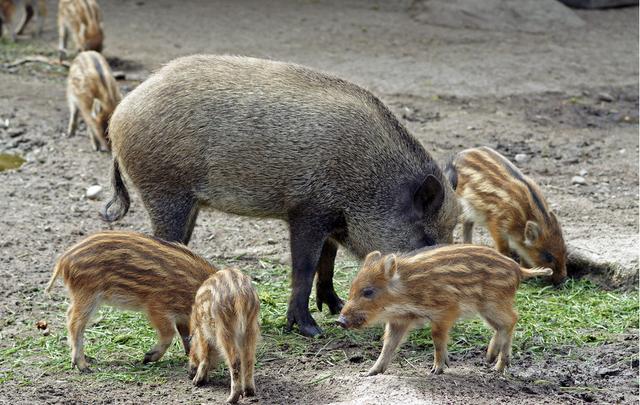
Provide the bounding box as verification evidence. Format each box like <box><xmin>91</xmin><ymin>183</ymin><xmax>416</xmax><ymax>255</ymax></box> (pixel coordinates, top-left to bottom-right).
<box><xmin>383</xmin><ymin>254</ymin><xmax>397</xmax><ymax>278</ymax></box>
<box><xmin>524</xmin><ymin>221</ymin><xmax>541</xmax><ymax>245</ymax></box>
<box><xmin>363</xmin><ymin>251</ymin><xmax>382</xmax><ymax>267</ymax></box>
<box><xmin>414</xmin><ymin>175</ymin><xmax>445</xmax><ymax>217</ymax></box>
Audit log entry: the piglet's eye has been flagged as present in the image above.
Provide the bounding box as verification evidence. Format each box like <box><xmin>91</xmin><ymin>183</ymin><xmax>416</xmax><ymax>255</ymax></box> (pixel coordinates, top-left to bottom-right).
<box><xmin>540</xmin><ymin>251</ymin><xmax>554</xmax><ymax>263</ymax></box>
<box><xmin>362</xmin><ymin>287</ymin><xmax>375</xmax><ymax>298</ymax></box>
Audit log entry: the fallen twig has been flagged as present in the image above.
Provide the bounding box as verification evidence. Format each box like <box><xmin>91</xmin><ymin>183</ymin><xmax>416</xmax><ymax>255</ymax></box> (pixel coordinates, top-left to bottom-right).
<box><xmin>3</xmin><ymin>56</ymin><xmax>69</xmax><ymax>69</ymax></box>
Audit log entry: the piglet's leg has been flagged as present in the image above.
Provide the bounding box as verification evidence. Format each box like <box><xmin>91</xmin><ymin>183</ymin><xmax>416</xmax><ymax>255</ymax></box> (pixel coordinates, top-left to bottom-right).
<box><xmin>176</xmin><ymin>321</ymin><xmax>191</xmax><ymax>355</ymax></box>
<box><xmin>66</xmin><ymin>298</ymin><xmax>99</xmax><ymax>373</ymax></box>
<box><xmin>367</xmin><ymin>321</ymin><xmax>411</xmax><ymax>376</ymax></box>
<box><xmin>217</xmin><ymin>328</ymin><xmax>243</xmax><ymax>404</ymax></box>
<box><xmin>430</xmin><ymin>310</ymin><xmax>458</xmax><ymax>374</ymax></box>
<box><xmin>66</xmin><ymin>100</ymin><xmax>79</xmax><ymax>137</ymax></box>
<box><xmin>192</xmin><ymin>336</ymin><xmax>216</xmax><ymax>386</ymax></box>
<box><xmin>240</xmin><ymin>323</ymin><xmax>259</xmax><ymax>397</ymax></box>
<box><xmin>488</xmin><ymin>224</ymin><xmax>510</xmax><ymax>256</ymax></box>
<box><xmin>143</xmin><ymin>311</ymin><xmax>176</xmax><ymax>363</ymax></box>
<box><xmin>462</xmin><ymin>221</ymin><xmax>474</xmax><ymax>243</ymax></box>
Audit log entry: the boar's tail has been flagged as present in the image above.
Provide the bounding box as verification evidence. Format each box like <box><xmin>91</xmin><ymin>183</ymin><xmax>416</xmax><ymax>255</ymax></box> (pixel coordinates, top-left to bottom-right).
<box><xmin>520</xmin><ymin>267</ymin><xmax>553</xmax><ymax>279</ymax></box>
<box><xmin>45</xmin><ymin>259</ymin><xmax>64</xmax><ymax>294</ymax></box>
<box><xmin>100</xmin><ymin>158</ymin><xmax>131</xmax><ymax>222</ymax></box>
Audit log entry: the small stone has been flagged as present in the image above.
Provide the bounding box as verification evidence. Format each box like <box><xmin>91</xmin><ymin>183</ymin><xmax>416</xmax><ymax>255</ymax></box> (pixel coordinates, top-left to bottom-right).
<box><xmin>85</xmin><ymin>185</ymin><xmax>103</xmax><ymax>199</ymax></box>
<box><xmin>597</xmin><ymin>92</ymin><xmax>614</xmax><ymax>102</ymax></box>
<box><xmin>619</xmin><ymin>149</ymin><xmax>626</xmax><ymax>154</ymax></box>
<box><xmin>597</xmin><ymin>367</ymin><xmax>621</xmax><ymax>378</ymax></box>
<box><xmin>514</xmin><ymin>153</ymin><xmax>529</xmax><ymax>163</ymax></box>
<box><xmin>35</xmin><ymin>320</ymin><xmax>48</xmax><ymax>330</ymax></box>
<box><xmin>571</xmin><ymin>176</ymin><xmax>587</xmax><ymax>185</ymax></box>
<box><xmin>579</xmin><ymin>169</ymin><xmax>588</xmax><ymax>177</ymax></box>
<box><xmin>467</xmin><ymin>125</ymin><xmax>476</xmax><ymax>130</ymax></box>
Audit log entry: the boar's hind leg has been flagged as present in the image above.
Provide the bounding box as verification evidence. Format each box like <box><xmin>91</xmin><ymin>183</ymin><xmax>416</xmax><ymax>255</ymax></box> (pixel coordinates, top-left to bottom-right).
<box><xmin>315</xmin><ymin>239</ymin><xmax>343</xmax><ymax>315</ymax></box>
<box><xmin>146</xmin><ymin>193</ymin><xmax>199</xmax><ymax>244</ymax></box>
<box><xmin>286</xmin><ymin>212</ymin><xmax>336</xmax><ymax>337</ymax></box>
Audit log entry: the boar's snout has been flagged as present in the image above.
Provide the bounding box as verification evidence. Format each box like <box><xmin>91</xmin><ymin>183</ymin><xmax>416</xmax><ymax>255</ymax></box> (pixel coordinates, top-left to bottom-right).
<box><xmin>336</xmin><ymin>315</ymin><xmax>348</xmax><ymax>329</ymax></box>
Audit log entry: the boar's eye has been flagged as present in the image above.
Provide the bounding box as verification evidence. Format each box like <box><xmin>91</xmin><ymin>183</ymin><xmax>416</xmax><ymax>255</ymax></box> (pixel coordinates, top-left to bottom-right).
<box><xmin>362</xmin><ymin>287</ymin><xmax>375</xmax><ymax>299</ymax></box>
<box><xmin>540</xmin><ymin>251</ymin><xmax>554</xmax><ymax>264</ymax></box>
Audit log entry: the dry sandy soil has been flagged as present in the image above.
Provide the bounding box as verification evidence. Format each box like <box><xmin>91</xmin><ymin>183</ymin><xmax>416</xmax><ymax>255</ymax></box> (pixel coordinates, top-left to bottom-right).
<box><xmin>0</xmin><ymin>0</ymin><xmax>638</xmax><ymax>404</ymax></box>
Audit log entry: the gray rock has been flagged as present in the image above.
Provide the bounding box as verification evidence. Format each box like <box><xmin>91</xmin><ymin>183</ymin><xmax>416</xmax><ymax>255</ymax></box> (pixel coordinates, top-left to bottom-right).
<box><xmin>579</xmin><ymin>169</ymin><xmax>588</xmax><ymax>176</ymax></box>
<box><xmin>85</xmin><ymin>185</ymin><xmax>103</xmax><ymax>200</ymax></box>
<box><xmin>597</xmin><ymin>92</ymin><xmax>614</xmax><ymax>102</ymax></box>
<box><xmin>514</xmin><ymin>153</ymin><xmax>529</xmax><ymax>163</ymax></box>
<box><xmin>571</xmin><ymin>176</ymin><xmax>586</xmax><ymax>185</ymax></box>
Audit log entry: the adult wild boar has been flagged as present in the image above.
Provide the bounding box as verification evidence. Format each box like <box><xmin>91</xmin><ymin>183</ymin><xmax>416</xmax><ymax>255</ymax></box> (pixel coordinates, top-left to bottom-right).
<box><xmin>102</xmin><ymin>55</ymin><xmax>460</xmax><ymax>337</ymax></box>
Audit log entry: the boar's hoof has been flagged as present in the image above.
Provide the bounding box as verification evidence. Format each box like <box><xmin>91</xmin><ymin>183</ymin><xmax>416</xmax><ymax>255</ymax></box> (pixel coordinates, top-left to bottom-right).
<box><xmin>243</xmin><ymin>387</ymin><xmax>256</xmax><ymax>397</ymax></box>
<box><xmin>316</xmin><ymin>290</ymin><xmax>344</xmax><ymax>315</ymax></box>
<box><xmin>286</xmin><ymin>309</ymin><xmax>323</xmax><ymax>337</ymax></box>
<box><xmin>297</xmin><ymin>323</ymin><xmax>323</xmax><ymax>338</ymax></box>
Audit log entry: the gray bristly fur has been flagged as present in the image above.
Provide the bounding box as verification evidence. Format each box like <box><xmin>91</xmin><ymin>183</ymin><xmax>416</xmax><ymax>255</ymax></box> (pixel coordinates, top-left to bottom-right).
<box><xmin>102</xmin><ymin>54</ymin><xmax>460</xmax><ymax>336</ymax></box>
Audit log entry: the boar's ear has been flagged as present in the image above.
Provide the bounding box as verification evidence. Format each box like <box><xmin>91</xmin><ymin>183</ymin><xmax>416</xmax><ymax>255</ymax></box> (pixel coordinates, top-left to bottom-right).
<box><xmin>414</xmin><ymin>175</ymin><xmax>445</xmax><ymax>216</ymax></box>
<box><xmin>91</xmin><ymin>98</ymin><xmax>103</xmax><ymax>119</ymax></box>
<box><xmin>524</xmin><ymin>221</ymin><xmax>541</xmax><ymax>245</ymax></box>
<box><xmin>363</xmin><ymin>251</ymin><xmax>382</xmax><ymax>267</ymax></box>
<box><xmin>383</xmin><ymin>254</ymin><xmax>397</xmax><ymax>278</ymax></box>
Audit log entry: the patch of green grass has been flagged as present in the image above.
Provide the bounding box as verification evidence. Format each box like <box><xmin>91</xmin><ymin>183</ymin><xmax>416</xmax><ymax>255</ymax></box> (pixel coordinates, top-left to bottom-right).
<box><xmin>0</xmin><ymin>37</ymin><xmax>67</xmax><ymax>78</ymax></box>
<box><xmin>1</xmin><ymin>260</ymin><xmax>637</xmax><ymax>385</ymax></box>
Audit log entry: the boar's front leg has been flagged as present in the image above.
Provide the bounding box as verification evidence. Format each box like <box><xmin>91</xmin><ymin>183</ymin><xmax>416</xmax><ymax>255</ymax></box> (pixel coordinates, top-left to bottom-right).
<box><xmin>286</xmin><ymin>211</ymin><xmax>335</xmax><ymax>337</ymax></box>
<box><xmin>315</xmin><ymin>239</ymin><xmax>343</xmax><ymax>315</ymax></box>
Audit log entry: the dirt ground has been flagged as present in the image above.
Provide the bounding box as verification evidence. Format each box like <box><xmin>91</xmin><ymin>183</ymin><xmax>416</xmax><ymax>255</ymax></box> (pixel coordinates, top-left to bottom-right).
<box><xmin>0</xmin><ymin>0</ymin><xmax>638</xmax><ymax>404</ymax></box>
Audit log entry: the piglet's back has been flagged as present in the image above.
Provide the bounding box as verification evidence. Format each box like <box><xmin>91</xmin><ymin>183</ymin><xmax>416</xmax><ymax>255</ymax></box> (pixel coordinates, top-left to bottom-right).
<box><xmin>53</xmin><ymin>231</ymin><xmax>216</xmax><ymax>313</ymax></box>
<box><xmin>398</xmin><ymin>245</ymin><xmax>522</xmax><ymax>297</ymax></box>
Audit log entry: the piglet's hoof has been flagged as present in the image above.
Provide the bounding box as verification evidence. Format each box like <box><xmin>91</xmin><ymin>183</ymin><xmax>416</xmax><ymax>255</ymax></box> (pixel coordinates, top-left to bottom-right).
<box><xmin>142</xmin><ymin>350</ymin><xmax>159</xmax><ymax>364</ymax></box>
<box><xmin>366</xmin><ymin>367</ymin><xmax>383</xmax><ymax>376</ymax></box>
<box><xmin>74</xmin><ymin>364</ymin><xmax>92</xmax><ymax>374</ymax></box>
<box><xmin>430</xmin><ymin>364</ymin><xmax>445</xmax><ymax>375</ymax></box>
<box><xmin>226</xmin><ymin>390</ymin><xmax>242</xmax><ymax>404</ymax></box>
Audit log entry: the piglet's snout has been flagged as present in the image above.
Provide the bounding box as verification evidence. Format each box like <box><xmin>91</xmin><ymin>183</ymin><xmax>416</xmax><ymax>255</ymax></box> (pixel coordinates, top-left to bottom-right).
<box><xmin>335</xmin><ymin>315</ymin><xmax>349</xmax><ymax>329</ymax></box>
